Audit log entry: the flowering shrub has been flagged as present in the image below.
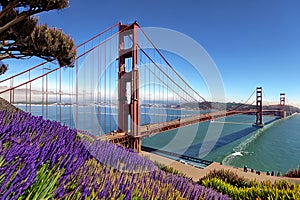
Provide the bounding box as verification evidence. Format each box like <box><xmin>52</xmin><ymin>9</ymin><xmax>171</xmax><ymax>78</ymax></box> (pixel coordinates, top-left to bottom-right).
<box><xmin>198</xmin><ymin>169</ymin><xmax>250</xmax><ymax>188</ymax></box>
<box><xmin>200</xmin><ymin>169</ymin><xmax>300</xmax><ymax>200</ymax></box>
<box><xmin>0</xmin><ymin>110</ymin><xmax>230</xmax><ymax>199</ymax></box>
<box><xmin>202</xmin><ymin>178</ymin><xmax>300</xmax><ymax>200</ymax></box>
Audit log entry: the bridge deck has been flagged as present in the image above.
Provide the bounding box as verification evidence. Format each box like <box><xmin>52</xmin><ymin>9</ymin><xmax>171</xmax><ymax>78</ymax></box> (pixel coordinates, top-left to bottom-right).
<box><xmin>139</xmin><ymin>110</ymin><xmax>256</xmax><ymax>137</ymax></box>
<box><xmin>100</xmin><ymin>109</ymin><xmax>283</xmax><ymax>143</ymax></box>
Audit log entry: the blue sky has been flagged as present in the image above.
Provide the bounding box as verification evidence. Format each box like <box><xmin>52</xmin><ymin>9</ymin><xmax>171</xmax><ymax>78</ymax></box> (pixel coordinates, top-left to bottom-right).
<box><xmin>11</xmin><ymin>1</ymin><xmax>300</xmax><ymax>106</ymax></box>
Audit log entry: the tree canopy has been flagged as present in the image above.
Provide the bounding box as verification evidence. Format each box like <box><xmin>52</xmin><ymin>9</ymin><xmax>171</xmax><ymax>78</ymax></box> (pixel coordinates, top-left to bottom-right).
<box><xmin>0</xmin><ymin>0</ymin><xmax>76</xmax><ymax>75</ymax></box>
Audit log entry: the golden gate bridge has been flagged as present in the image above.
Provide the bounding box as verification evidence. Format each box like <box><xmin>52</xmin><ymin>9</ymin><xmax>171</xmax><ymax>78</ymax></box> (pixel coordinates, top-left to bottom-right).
<box><xmin>0</xmin><ymin>22</ymin><xmax>288</xmax><ymax>152</ymax></box>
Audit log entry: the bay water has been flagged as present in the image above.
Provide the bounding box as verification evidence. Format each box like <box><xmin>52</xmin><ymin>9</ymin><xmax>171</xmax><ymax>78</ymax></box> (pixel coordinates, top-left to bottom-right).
<box><xmin>143</xmin><ymin>113</ymin><xmax>300</xmax><ymax>173</ymax></box>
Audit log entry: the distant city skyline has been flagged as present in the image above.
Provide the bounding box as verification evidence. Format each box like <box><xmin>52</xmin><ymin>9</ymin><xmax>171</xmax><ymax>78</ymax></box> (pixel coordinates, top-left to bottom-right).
<box><xmin>2</xmin><ymin>0</ymin><xmax>300</xmax><ymax>107</ymax></box>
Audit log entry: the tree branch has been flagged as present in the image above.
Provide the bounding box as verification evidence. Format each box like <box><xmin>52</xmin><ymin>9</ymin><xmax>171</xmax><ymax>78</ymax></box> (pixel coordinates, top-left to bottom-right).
<box><xmin>0</xmin><ymin>0</ymin><xmax>19</xmax><ymax>19</ymax></box>
<box><xmin>0</xmin><ymin>10</ymin><xmax>39</xmax><ymax>34</ymax></box>
<box><xmin>0</xmin><ymin>53</ymin><xmax>13</xmax><ymax>60</ymax></box>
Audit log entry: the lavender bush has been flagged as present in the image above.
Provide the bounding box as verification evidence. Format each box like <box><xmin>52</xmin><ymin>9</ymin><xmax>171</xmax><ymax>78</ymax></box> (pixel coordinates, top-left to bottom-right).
<box><xmin>0</xmin><ymin>110</ymin><xmax>230</xmax><ymax>199</ymax></box>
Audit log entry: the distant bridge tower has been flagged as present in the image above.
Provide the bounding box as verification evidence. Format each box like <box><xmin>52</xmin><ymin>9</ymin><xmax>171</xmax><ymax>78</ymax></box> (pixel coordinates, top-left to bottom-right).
<box><xmin>118</xmin><ymin>22</ymin><xmax>141</xmax><ymax>152</ymax></box>
<box><xmin>280</xmin><ymin>93</ymin><xmax>286</xmax><ymax>118</ymax></box>
<box><xmin>255</xmin><ymin>87</ymin><xmax>263</xmax><ymax>126</ymax></box>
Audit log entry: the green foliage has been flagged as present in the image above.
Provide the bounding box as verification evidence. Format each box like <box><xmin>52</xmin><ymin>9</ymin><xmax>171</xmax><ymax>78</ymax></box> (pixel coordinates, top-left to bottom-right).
<box><xmin>0</xmin><ymin>9</ymin><xmax>37</xmax><ymax>41</ymax></box>
<box><xmin>76</xmin><ymin>131</ymin><xmax>95</xmax><ymax>143</ymax></box>
<box><xmin>2</xmin><ymin>141</ymin><xmax>11</xmax><ymax>151</ymax></box>
<box><xmin>0</xmin><ymin>0</ymin><xmax>76</xmax><ymax>73</ymax></box>
<box><xmin>25</xmin><ymin>24</ymin><xmax>76</xmax><ymax>66</ymax></box>
<box><xmin>202</xmin><ymin>178</ymin><xmax>300</xmax><ymax>200</ymax></box>
<box><xmin>0</xmin><ymin>0</ymin><xmax>69</xmax><ymax>13</ymax></box>
<box><xmin>198</xmin><ymin>169</ymin><xmax>251</xmax><ymax>188</ymax></box>
<box><xmin>154</xmin><ymin>161</ymin><xmax>187</xmax><ymax>178</ymax></box>
<box><xmin>199</xmin><ymin>169</ymin><xmax>300</xmax><ymax>200</ymax></box>
<box><xmin>19</xmin><ymin>163</ymin><xmax>65</xmax><ymax>200</ymax></box>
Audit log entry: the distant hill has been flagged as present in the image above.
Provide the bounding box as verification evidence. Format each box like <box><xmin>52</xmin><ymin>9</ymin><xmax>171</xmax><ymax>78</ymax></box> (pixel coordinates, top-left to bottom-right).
<box><xmin>181</xmin><ymin>101</ymin><xmax>300</xmax><ymax>113</ymax></box>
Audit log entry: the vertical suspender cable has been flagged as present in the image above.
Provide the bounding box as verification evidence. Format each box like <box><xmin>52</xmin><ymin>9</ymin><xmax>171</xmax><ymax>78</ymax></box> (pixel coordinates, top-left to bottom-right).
<box><xmin>91</xmin><ymin>48</ymin><xmax>95</xmax><ymax>134</ymax></box>
<box><xmin>42</xmin><ymin>69</ymin><xmax>44</xmax><ymax>117</ymax></box>
<box><xmin>26</xmin><ymin>73</ymin><xmax>28</xmax><ymax>112</ymax></box>
<box><xmin>55</xmin><ymin>71</ymin><xmax>59</xmax><ymax>121</ymax></box>
<box><xmin>154</xmin><ymin>60</ymin><xmax>157</xmax><ymax>123</ymax></box>
<box><xmin>69</xmin><ymin>66</ymin><xmax>72</xmax><ymax>127</ymax></box>
<box><xmin>76</xmin><ymin>59</ymin><xmax>79</xmax><ymax>129</ymax></box>
<box><xmin>104</xmin><ymin>42</ymin><xmax>107</xmax><ymax>133</ymax></box>
<box><xmin>46</xmin><ymin>73</ymin><xmax>48</xmax><ymax>119</ymax></box>
<box><xmin>109</xmin><ymin>36</ymin><xmax>112</xmax><ymax>132</ymax></box>
<box><xmin>166</xmin><ymin>65</ymin><xmax>169</xmax><ymax>121</ymax></box>
<box><xmin>59</xmin><ymin>67</ymin><xmax>62</xmax><ymax>123</ymax></box>
<box><xmin>159</xmin><ymin>57</ymin><xmax>161</xmax><ymax>122</ymax></box>
<box><xmin>9</xmin><ymin>78</ymin><xmax>13</xmax><ymax>104</ymax></box>
<box><xmin>83</xmin><ymin>49</ymin><xmax>86</xmax><ymax>131</ymax></box>
<box><xmin>30</xmin><ymin>72</ymin><xmax>32</xmax><ymax>113</ymax></box>
<box><xmin>143</xmin><ymin>55</ymin><xmax>146</xmax><ymax>125</ymax></box>
<box><xmin>148</xmin><ymin>56</ymin><xmax>151</xmax><ymax>123</ymax></box>
<box><xmin>97</xmin><ymin>46</ymin><xmax>101</xmax><ymax>134</ymax></box>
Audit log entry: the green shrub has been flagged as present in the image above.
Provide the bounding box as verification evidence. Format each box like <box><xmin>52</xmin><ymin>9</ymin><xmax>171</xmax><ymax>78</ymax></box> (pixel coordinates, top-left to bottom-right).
<box><xmin>198</xmin><ymin>169</ymin><xmax>251</xmax><ymax>188</ymax></box>
<box><xmin>154</xmin><ymin>161</ymin><xmax>187</xmax><ymax>178</ymax></box>
<box><xmin>199</xmin><ymin>169</ymin><xmax>300</xmax><ymax>200</ymax></box>
<box><xmin>202</xmin><ymin>178</ymin><xmax>300</xmax><ymax>200</ymax></box>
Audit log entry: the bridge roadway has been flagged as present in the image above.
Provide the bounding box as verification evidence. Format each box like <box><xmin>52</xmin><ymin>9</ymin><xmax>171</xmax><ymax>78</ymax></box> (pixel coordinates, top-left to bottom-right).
<box><xmin>98</xmin><ymin>109</ymin><xmax>264</xmax><ymax>143</ymax></box>
<box><xmin>98</xmin><ymin>109</ymin><xmax>284</xmax><ymax>150</ymax></box>
<box><xmin>139</xmin><ymin>109</ymin><xmax>257</xmax><ymax>137</ymax></box>
<box><xmin>139</xmin><ymin>109</ymin><xmax>284</xmax><ymax>137</ymax></box>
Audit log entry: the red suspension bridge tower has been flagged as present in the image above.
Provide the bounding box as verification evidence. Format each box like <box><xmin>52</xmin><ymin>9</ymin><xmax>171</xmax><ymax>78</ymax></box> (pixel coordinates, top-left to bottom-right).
<box><xmin>280</xmin><ymin>93</ymin><xmax>286</xmax><ymax>118</ymax></box>
<box><xmin>118</xmin><ymin>22</ymin><xmax>141</xmax><ymax>152</ymax></box>
<box><xmin>255</xmin><ymin>87</ymin><xmax>263</xmax><ymax>126</ymax></box>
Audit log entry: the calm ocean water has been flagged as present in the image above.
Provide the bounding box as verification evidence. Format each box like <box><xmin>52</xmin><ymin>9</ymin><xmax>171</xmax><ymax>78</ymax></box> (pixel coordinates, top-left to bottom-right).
<box><xmin>16</xmin><ymin>104</ymin><xmax>300</xmax><ymax>173</ymax></box>
<box><xmin>143</xmin><ymin>114</ymin><xmax>300</xmax><ymax>173</ymax></box>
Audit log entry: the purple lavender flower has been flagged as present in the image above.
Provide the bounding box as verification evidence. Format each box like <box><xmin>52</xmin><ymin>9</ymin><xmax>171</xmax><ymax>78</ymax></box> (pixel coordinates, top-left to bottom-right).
<box><xmin>0</xmin><ymin>110</ymin><xmax>231</xmax><ymax>200</ymax></box>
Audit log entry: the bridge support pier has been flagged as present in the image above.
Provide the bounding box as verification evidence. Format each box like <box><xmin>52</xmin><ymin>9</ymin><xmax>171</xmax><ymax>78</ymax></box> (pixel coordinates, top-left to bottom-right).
<box><xmin>130</xmin><ymin>137</ymin><xmax>141</xmax><ymax>153</ymax></box>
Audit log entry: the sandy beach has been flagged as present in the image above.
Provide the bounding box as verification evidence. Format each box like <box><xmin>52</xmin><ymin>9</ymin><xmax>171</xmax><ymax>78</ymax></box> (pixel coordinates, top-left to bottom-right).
<box><xmin>142</xmin><ymin>151</ymin><xmax>300</xmax><ymax>184</ymax></box>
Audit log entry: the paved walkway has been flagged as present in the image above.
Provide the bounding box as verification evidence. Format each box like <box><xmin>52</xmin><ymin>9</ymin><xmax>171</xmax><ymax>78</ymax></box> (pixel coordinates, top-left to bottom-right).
<box><xmin>142</xmin><ymin>151</ymin><xmax>300</xmax><ymax>184</ymax></box>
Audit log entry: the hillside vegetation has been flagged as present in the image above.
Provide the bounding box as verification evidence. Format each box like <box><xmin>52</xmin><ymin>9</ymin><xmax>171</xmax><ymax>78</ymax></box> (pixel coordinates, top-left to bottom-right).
<box><xmin>199</xmin><ymin>169</ymin><xmax>300</xmax><ymax>200</ymax></box>
<box><xmin>0</xmin><ymin>108</ymin><xmax>229</xmax><ymax>199</ymax></box>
